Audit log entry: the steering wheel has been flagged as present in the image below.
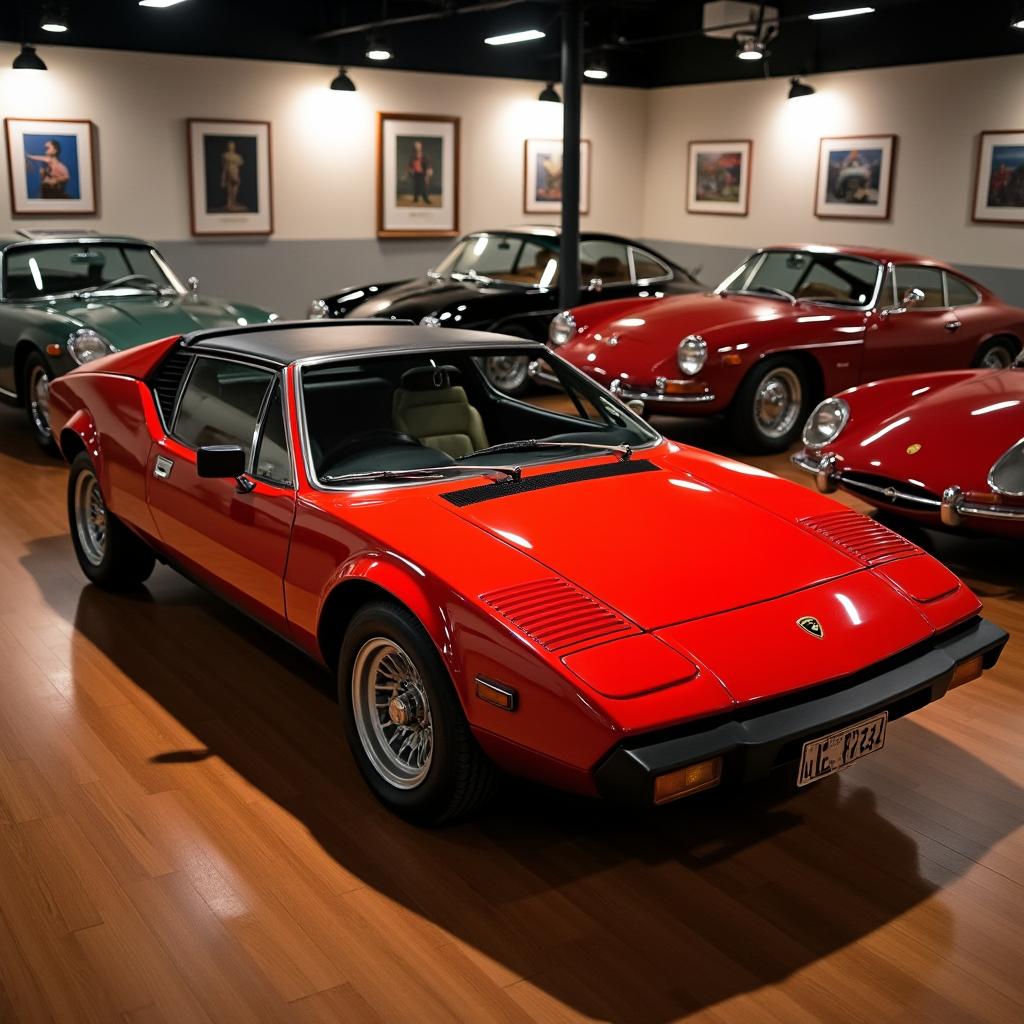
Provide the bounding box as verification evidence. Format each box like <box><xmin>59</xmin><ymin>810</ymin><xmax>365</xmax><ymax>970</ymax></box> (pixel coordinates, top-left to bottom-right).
<box><xmin>318</xmin><ymin>429</ymin><xmax>424</xmax><ymax>474</ymax></box>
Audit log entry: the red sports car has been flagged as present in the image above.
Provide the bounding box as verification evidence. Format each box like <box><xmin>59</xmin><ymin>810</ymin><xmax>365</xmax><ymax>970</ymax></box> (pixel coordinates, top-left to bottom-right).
<box><xmin>49</xmin><ymin>321</ymin><xmax>1006</xmax><ymax>822</ymax></box>
<box><xmin>540</xmin><ymin>245</ymin><xmax>1024</xmax><ymax>453</ymax></box>
<box><xmin>794</xmin><ymin>357</ymin><xmax>1024</xmax><ymax>538</ymax></box>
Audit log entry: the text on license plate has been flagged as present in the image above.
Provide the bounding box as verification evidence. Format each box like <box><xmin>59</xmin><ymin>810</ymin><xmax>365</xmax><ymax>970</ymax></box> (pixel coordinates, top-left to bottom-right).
<box><xmin>797</xmin><ymin>712</ymin><xmax>888</xmax><ymax>787</ymax></box>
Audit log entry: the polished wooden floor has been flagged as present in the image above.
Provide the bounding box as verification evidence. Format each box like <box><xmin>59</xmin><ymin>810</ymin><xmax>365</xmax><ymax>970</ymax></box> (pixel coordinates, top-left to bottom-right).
<box><xmin>0</xmin><ymin>401</ymin><xmax>1022</xmax><ymax>1024</ymax></box>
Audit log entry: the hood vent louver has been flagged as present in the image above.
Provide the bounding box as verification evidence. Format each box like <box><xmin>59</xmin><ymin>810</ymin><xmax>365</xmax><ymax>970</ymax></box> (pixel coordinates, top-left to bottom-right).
<box><xmin>799</xmin><ymin>509</ymin><xmax>921</xmax><ymax>566</ymax></box>
<box><xmin>481</xmin><ymin>578</ymin><xmax>636</xmax><ymax>654</ymax></box>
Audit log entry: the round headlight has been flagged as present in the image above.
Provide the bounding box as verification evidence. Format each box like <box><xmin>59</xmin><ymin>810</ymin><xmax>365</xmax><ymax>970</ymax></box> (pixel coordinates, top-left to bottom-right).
<box><xmin>67</xmin><ymin>329</ymin><xmax>115</xmax><ymax>366</ymax></box>
<box><xmin>677</xmin><ymin>334</ymin><xmax>707</xmax><ymax>376</ymax></box>
<box><xmin>308</xmin><ymin>299</ymin><xmax>330</xmax><ymax>320</ymax></box>
<box><xmin>802</xmin><ymin>397</ymin><xmax>850</xmax><ymax>448</ymax></box>
<box><xmin>549</xmin><ymin>310</ymin><xmax>575</xmax><ymax>347</ymax></box>
<box><xmin>989</xmin><ymin>439</ymin><xmax>1024</xmax><ymax>496</ymax></box>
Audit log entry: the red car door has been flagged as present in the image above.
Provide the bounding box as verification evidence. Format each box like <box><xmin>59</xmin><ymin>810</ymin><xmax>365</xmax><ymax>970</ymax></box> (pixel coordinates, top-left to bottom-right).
<box><xmin>146</xmin><ymin>356</ymin><xmax>296</xmax><ymax>633</ymax></box>
<box><xmin>862</xmin><ymin>264</ymin><xmax>965</xmax><ymax>380</ymax></box>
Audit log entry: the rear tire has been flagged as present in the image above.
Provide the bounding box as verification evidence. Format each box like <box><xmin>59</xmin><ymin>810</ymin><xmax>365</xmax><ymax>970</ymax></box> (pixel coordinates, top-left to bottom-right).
<box><xmin>338</xmin><ymin>601</ymin><xmax>498</xmax><ymax>824</ymax></box>
<box><xmin>67</xmin><ymin>452</ymin><xmax>155</xmax><ymax>589</ymax></box>
<box><xmin>972</xmin><ymin>337</ymin><xmax>1019</xmax><ymax>371</ymax></box>
<box><xmin>483</xmin><ymin>325</ymin><xmax>534</xmax><ymax>396</ymax></box>
<box><xmin>729</xmin><ymin>356</ymin><xmax>810</xmax><ymax>454</ymax></box>
<box><xmin>23</xmin><ymin>351</ymin><xmax>58</xmax><ymax>455</ymax></box>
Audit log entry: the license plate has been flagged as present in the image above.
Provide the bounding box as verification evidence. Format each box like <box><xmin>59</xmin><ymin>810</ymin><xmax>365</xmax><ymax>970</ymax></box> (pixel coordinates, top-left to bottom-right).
<box><xmin>797</xmin><ymin>712</ymin><xmax>888</xmax><ymax>786</ymax></box>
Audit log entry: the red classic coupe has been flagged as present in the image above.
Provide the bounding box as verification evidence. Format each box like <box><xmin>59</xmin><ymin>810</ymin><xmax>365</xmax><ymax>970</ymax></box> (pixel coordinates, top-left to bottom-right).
<box><xmin>541</xmin><ymin>245</ymin><xmax>1024</xmax><ymax>453</ymax></box>
<box><xmin>794</xmin><ymin>356</ymin><xmax>1024</xmax><ymax>538</ymax></box>
<box><xmin>49</xmin><ymin>321</ymin><xmax>1006</xmax><ymax>822</ymax></box>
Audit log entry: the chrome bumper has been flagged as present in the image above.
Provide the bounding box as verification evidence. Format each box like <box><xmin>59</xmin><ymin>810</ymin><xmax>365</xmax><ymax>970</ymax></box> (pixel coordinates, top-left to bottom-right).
<box><xmin>608</xmin><ymin>378</ymin><xmax>716</xmax><ymax>405</ymax></box>
<box><xmin>792</xmin><ymin>452</ymin><xmax>1024</xmax><ymax>526</ymax></box>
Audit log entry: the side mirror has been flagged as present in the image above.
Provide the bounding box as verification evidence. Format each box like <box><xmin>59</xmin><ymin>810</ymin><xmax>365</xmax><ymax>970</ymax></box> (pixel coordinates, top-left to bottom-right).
<box><xmin>196</xmin><ymin>444</ymin><xmax>246</xmax><ymax>479</ymax></box>
<box><xmin>901</xmin><ymin>286</ymin><xmax>925</xmax><ymax>308</ymax></box>
<box><xmin>626</xmin><ymin>399</ymin><xmax>645</xmax><ymax>417</ymax></box>
<box><xmin>186</xmin><ymin>275</ymin><xmax>200</xmax><ymax>296</ymax></box>
<box><xmin>587</xmin><ymin>277</ymin><xmax>604</xmax><ymax>293</ymax></box>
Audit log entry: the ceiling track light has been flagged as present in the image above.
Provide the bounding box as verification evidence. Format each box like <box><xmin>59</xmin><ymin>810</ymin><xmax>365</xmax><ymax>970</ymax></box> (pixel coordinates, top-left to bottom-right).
<box><xmin>365</xmin><ymin>32</ymin><xmax>392</xmax><ymax>61</ymax></box>
<box><xmin>40</xmin><ymin>4</ymin><xmax>69</xmax><ymax>32</ymax></box>
<box><xmin>735</xmin><ymin>38</ymin><xmax>765</xmax><ymax>61</ymax></box>
<box><xmin>538</xmin><ymin>81</ymin><xmax>561</xmax><ymax>103</ymax></box>
<box><xmin>807</xmin><ymin>6</ymin><xmax>875</xmax><ymax>20</ymax></box>
<box><xmin>787</xmin><ymin>76</ymin><xmax>816</xmax><ymax>98</ymax></box>
<box><xmin>584</xmin><ymin>56</ymin><xmax>608</xmax><ymax>80</ymax></box>
<box><xmin>330</xmin><ymin>67</ymin><xmax>356</xmax><ymax>91</ymax></box>
<box><xmin>12</xmin><ymin>44</ymin><xmax>48</xmax><ymax>71</ymax></box>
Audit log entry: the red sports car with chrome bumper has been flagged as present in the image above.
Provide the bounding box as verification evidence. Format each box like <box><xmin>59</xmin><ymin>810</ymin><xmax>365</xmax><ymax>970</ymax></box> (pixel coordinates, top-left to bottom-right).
<box><xmin>48</xmin><ymin>321</ymin><xmax>1006</xmax><ymax>822</ymax></box>
<box><xmin>794</xmin><ymin>357</ymin><xmax>1024</xmax><ymax>538</ymax></box>
<box><xmin>539</xmin><ymin>245</ymin><xmax>1024</xmax><ymax>453</ymax></box>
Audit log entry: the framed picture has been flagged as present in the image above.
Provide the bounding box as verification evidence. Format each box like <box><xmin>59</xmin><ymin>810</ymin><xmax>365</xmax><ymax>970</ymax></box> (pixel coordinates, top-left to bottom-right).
<box><xmin>973</xmin><ymin>130</ymin><xmax>1024</xmax><ymax>224</ymax></box>
<box><xmin>5</xmin><ymin>118</ymin><xmax>96</xmax><ymax>216</ymax></box>
<box><xmin>187</xmin><ymin>119</ymin><xmax>273</xmax><ymax>235</ymax></box>
<box><xmin>378</xmin><ymin>113</ymin><xmax>459</xmax><ymax>238</ymax></box>
<box><xmin>523</xmin><ymin>139</ymin><xmax>591</xmax><ymax>215</ymax></box>
<box><xmin>686</xmin><ymin>140</ymin><xmax>751</xmax><ymax>216</ymax></box>
<box><xmin>815</xmin><ymin>135</ymin><xmax>896</xmax><ymax>219</ymax></box>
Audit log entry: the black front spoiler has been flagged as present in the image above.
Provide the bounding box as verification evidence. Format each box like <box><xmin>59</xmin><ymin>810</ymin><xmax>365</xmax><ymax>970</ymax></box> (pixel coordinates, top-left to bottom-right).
<box><xmin>594</xmin><ymin>617</ymin><xmax>1008</xmax><ymax>804</ymax></box>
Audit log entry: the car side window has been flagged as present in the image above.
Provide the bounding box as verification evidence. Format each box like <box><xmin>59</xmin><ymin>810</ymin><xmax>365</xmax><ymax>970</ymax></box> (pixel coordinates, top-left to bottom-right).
<box><xmin>945</xmin><ymin>273</ymin><xmax>980</xmax><ymax>307</ymax></box>
<box><xmin>173</xmin><ymin>356</ymin><xmax>274</xmax><ymax>462</ymax></box>
<box><xmin>580</xmin><ymin>240</ymin><xmax>631</xmax><ymax>285</ymax></box>
<box><xmin>893</xmin><ymin>266</ymin><xmax>945</xmax><ymax>308</ymax></box>
<box><xmin>629</xmin><ymin>248</ymin><xmax>671</xmax><ymax>283</ymax></box>
<box><xmin>254</xmin><ymin>381</ymin><xmax>292</xmax><ymax>487</ymax></box>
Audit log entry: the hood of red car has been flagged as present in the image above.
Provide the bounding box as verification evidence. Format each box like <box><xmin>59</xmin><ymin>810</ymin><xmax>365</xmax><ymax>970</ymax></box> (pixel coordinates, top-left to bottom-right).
<box><xmin>840</xmin><ymin>368</ymin><xmax>1024</xmax><ymax>493</ymax></box>
<box><xmin>440</xmin><ymin>453</ymin><xmax>862</xmax><ymax>630</ymax></box>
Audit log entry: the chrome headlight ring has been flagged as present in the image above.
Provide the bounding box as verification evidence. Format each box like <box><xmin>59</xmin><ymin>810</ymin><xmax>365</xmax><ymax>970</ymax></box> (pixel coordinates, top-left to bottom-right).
<box><xmin>676</xmin><ymin>335</ymin><xmax>707</xmax><ymax>376</ymax></box>
<box><xmin>66</xmin><ymin>329</ymin><xmax>115</xmax><ymax>366</ymax></box>
<box><xmin>802</xmin><ymin>397</ymin><xmax>850</xmax><ymax>449</ymax></box>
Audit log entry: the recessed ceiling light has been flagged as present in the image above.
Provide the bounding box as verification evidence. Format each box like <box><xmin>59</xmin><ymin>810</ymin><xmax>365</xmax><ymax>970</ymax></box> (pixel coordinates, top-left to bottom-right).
<box><xmin>485</xmin><ymin>29</ymin><xmax>545</xmax><ymax>46</ymax></box>
<box><xmin>138</xmin><ymin>1</ymin><xmax>189</xmax><ymax>8</ymax></box>
<box><xmin>584</xmin><ymin>57</ymin><xmax>608</xmax><ymax>80</ymax></box>
<box><xmin>808</xmin><ymin>6</ymin><xmax>875</xmax><ymax>20</ymax></box>
<box><xmin>736</xmin><ymin>38</ymin><xmax>765</xmax><ymax>60</ymax></box>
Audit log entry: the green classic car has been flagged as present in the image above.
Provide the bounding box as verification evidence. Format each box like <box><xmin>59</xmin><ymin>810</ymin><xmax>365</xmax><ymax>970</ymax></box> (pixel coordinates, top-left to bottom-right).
<box><xmin>0</xmin><ymin>231</ymin><xmax>276</xmax><ymax>450</ymax></box>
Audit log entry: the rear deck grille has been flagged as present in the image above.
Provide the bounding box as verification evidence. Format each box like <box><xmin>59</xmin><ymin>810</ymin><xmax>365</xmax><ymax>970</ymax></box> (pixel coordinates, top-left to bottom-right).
<box><xmin>481</xmin><ymin>578</ymin><xmax>635</xmax><ymax>653</ymax></box>
<box><xmin>799</xmin><ymin>508</ymin><xmax>921</xmax><ymax>566</ymax></box>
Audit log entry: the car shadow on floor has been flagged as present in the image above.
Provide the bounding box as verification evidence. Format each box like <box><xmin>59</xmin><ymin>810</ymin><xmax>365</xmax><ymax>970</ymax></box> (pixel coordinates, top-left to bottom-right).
<box><xmin>17</xmin><ymin>534</ymin><xmax>1020</xmax><ymax>1023</ymax></box>
<box><xmin>0</xmin><ymin>404</ymin><xmax>64</xmax><ymax>468</ymax></box>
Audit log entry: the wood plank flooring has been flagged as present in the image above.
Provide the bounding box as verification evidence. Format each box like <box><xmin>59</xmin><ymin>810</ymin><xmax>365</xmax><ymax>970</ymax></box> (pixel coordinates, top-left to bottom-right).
<box><xmin>0</xmin><ymin>402</ymin><xmax>1021</xmax><ymax>1023</ymax></box>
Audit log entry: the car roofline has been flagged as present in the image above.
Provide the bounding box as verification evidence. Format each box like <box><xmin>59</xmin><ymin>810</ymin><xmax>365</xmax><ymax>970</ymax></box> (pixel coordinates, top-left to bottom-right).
<box><xmin>0</xmin><ymin>233</ymin><xmax>153</xmax><ymax>251</ymax></box>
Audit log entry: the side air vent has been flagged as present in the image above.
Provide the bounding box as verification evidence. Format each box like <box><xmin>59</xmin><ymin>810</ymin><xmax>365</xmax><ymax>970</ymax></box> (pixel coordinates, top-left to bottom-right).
<box><xmin>151</xmin><ymin>349</ymin><xmax>192</xmax><ymax>426</ymax></box>
<box><xmin>799</xmin><ymin>509</ymin><xmax>921</xmax><ymax>566</ymax></box>
<box><xmin>481</xmin><ymin>578</ymin><xmax>636</xmax><ymax>654</ymax></box>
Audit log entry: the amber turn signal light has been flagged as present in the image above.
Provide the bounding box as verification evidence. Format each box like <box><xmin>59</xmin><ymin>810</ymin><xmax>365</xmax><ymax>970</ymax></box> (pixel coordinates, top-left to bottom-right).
<box><xmin>46</xmin><ymin>343</ymin><xmax>63</xmax><ymax>357</ymax></box>
<box><xmin>949</xmin><ymin>655</ymin><xmax>984</xmax><ymax>690</ymax></box>
<box><xmin>474</xmin><ymin>676</ymin><xmax>518</xmax><ymax>711</ymax></box>
<box><xmin>653</xmin><ymin>756</ymin><xmax>723</xmax><ymax>804</ymax></box>
<box><xmin>662</xmin><ymin>379</ymin><xmax>709</xmax><ymax>397</ymax></box>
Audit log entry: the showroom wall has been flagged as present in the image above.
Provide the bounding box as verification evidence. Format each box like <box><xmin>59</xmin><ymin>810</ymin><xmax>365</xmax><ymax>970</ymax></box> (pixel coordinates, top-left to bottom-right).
<box><xmin>0</xmin><ymin>45</ymin><xmax>648</xmax><ymax>317</ymax></box>
<box><xmin>643</xmin><ymin>53</ymin><xmax>1024</xmax><ymax>302</ymax></box>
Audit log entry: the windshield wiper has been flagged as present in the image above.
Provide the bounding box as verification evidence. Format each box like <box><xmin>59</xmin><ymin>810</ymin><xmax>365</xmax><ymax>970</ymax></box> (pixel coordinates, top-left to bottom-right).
<box><xmin>76</xmin><ymin>274</ymin><xmax>165</xmax><ymax>298</ymax></box>
<box><xmin>752</xmin><ymin>286</ymin><xmax>797</xmax><ymax>304</ymax></box>
<box><xmin>464</xmin><ymin>439</ymin><xmax>632</xmax><ymax>462</ymax></box>
<box><xmin>450</xmin><ymin>270</ymin><xmax>495</xmax><ymax>286</ymax></box>
<box><xmin>323</xmin><ymin>464</ymin><xmax>522</xmax><ymax>486</ymax></box>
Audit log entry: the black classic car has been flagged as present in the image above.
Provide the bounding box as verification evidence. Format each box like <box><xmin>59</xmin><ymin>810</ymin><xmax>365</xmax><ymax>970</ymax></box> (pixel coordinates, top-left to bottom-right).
<box><xmin>309</xmin><ymin>226</ymin><xmax>703</xmax><ymax>394</ymax></box>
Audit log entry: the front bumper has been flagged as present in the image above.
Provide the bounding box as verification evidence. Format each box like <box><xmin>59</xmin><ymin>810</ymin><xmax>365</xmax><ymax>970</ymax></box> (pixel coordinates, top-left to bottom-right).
<box><xmin>527</xmin><ymin>359</ymin><xmax>717</xmax><ymax>406</ymax></box>
<box><xmin>791</xmin><ymin>451</ymin><xmax>1024</xmax><ymax>526</ymax></box>
<box><xmin>594</xmin><ymin>617</ymin><xmax>1007</xmax><ymax>804</ymax></box>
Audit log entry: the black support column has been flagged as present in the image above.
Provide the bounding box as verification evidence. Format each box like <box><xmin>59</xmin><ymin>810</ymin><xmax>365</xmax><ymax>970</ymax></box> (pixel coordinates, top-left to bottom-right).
<box><xmin>558</xmin><ymin>0</ymin><xmax>583</xmax><ymax>312</ymax></box>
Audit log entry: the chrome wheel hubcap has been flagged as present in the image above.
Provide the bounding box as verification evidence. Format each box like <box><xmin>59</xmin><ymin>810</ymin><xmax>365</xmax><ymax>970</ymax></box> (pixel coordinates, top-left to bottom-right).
<box><xmin>74</xmin><ymin>469</ymin><xmax>107</xmax><ymax>567</ymax></box>
<box><xmin>982</xmin><ymin>347</ymin><xmax>1013</xmax><ymax>370</ymax></box>
<box><xmin>28</xmin><ymin>366</ymin><xmax>52</xmax><ymax>439</ymax></box>
<box><xmin>352</xmin><ymin>638</ymin><xmax>433</xmax><ymax>789</ymax></box>
<box><xmin>755</xmin><ymin>367</ymin><xmax>803</xmax><ymax>440</ymax></box>
<box><xmin>485</xmin><ymin>355</ymin><xmax>529</xmax><ymax>393</ymax></box>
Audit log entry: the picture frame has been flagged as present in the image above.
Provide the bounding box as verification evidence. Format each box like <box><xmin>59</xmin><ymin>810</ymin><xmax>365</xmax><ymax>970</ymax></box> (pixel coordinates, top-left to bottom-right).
<box><xmin>523</xmin><ymin>138</ymin><xmax>591</xmax><ymax>215</ymax></box>
<box><xmin>972</xmin><ymin>130</ymin><xmax>1024</xmax><ymax>225</ymax></box>
<box><xmin>5</xmin><ymin>118</ymin><xmax>97</xmax><ymax>216</ymax></box>
<box><xmin>187</xmin><ymin>119</ymin><xmax>273</xmax><ymax>236</ymax></box>
<box><xmin>686</xmin><ymin>139</ymin><xmax>751</xmax><ymax>216</ymax></box>
<box><xmin>815</xmin><ymin>134</ymin><xmax>896</xmax><ymax>220</ymax></box>
<box><xmin>378</xmin><ymin>113</ymin><xmax>459</xmax><ymax>238</ymax></box>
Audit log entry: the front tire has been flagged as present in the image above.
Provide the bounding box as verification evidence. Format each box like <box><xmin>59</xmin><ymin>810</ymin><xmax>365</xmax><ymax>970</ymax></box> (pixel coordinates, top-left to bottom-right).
<box><xmin>338</xmin><ymin>601</ymin><xmax>498</xmax><ymax>824</ymax></box>
<box><xmin>483</xmin><ymin>325</ymin><xmax>534</xmax><ymax>396</ymax></box>
<box><xmin>23</xmin><ymin>351</ymin><xmax>58</xmax><ymax>454</ymax></box>
<box><xmin>68</xmin><ymin>452</ymin><xmax>155</xmax><ymax>589</ymax></box>
<box><xmin>729</xmin><ymin>357</ymin><xmax>809</xmax><ymax>454</ymax></box>
<box><xmin>972</xmin><ymin>337</ymin><xmax>1019</xmax><ymax>371</ymax></box>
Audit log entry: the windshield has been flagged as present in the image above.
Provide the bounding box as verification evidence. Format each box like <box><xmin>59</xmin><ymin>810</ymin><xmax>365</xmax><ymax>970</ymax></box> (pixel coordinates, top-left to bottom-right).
<box><xmin>433</xmin><ymin>233</ymin><xmax>561</xmax><ymax>288</ymax></box>
<box><xmin>4</xmin><ymin>242</ymin><xmax>184</xmax><ymax>301</ymax></box>
<box><xmin>300</xmin><ymin>345</ymin><xmax>657</xmax><ymax>487</ymax></box>
<box><xmin>719</xmin><ymin>249</ymin><xmax>880</xmax><ymax>307</ymax></box>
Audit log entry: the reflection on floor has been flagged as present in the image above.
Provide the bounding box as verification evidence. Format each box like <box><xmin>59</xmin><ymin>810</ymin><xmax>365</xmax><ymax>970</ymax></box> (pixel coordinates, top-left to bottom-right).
<box><xmin>0</xmin><ymin>403</ymin><xmax>1022</xmax><ymax>1023</ymax></box>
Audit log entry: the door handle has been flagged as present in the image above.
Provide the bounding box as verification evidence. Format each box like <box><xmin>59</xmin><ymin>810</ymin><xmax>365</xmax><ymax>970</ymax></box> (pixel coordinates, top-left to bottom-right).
<box><xmin>945</xmin><ymin>320</ymin><xmax>962</xmax><ymax>332</ymax></box>
<box><xmin>154</xmin><ymin>455</ymin><xmax>173</xmax><ymax>479</ymax></box>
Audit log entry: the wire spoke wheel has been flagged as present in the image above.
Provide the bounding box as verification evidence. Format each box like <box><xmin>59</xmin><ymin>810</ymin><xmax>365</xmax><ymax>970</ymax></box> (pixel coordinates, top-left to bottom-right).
<box><xmin>754</xmin><ymin>366</ymin><xmax>803</xmax><ymax>440</ymax></box>
<box><xmin>981</xmin><ymin>345</ymin><xmax>1014</xmax><ymax>370</ymax></box>
<box><xmin>28</xmin><ymin>364</ymin><xmax>52</xmax><ymax>440</ymax></box>
<box><xmin>74</xmin><ymin>468</ymin><xmax>107</xmax><ymax>567</ymax></box>
<box><xmin>484</xmin><ymin>354</ymin><xmax>530</xmax><ymax>394</ymax></box>
<box><xmin>352</xmin><ymin>637</ymin><xmax>433</xmax><ymax>789</ymax></box>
